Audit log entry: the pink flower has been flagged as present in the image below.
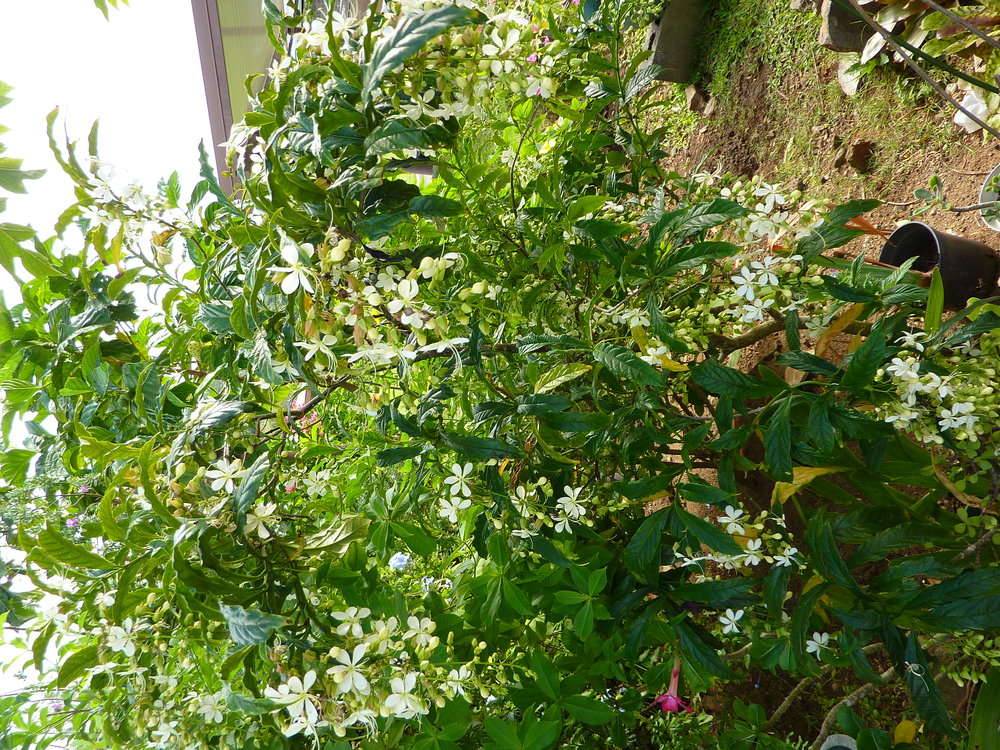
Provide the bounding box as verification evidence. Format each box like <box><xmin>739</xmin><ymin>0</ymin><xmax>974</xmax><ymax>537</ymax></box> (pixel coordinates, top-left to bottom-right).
<box><xmin>652</xmin><ymin>655</ymin><xmax>695</xmax><ymax>713</ymax></box>
<box><xmin>540</xmin><ymin>36</ymin><xmax>551</xmax><ymax>45</ymax></box>
<box><xmin>532</xmin><ymin>23</ymin><xmax>540</xmax><ymax>32</ymax></box>
<box><xmin>65</xmin><ymin>517</ymin><xmax>80</xmax><ymax>528</ymax></box>
<box><xmin>527</xmin><ymin>52</ymin><xmax>538</xmax><ymax>63</ymax></box>
<box><xmin>285</xmin><ymin>482</ymin><xmax>298</xmax><ymax>492</ymax></box>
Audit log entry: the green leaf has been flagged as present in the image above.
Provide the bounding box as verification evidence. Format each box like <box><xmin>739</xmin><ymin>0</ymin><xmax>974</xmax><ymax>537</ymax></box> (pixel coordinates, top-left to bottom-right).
<box><xmin>224</xmin><ymin>686</ymin><xmax>281</xmax><ymax>715</ymax></box>
<box><xmin>442</xmin><ymin>432</ymin><xmax>521</xmax><ymax>459</ymax></box>
<box><xmin>675</xmin><ymin>506</ymin><xmax>742</xmax><ymax>555</ymax></box>
<box><xmin>969</xmin><ymin>667</ymin><xmax>1000</xmax><ymax>750</ymax></box>
<box><xmin>98</xmin><ymin>488</ymin><xmax>126</xmax><ymax>542</ymax></box>
<box><xmin>797</xmin><ymin>199</ymin><xmax>881</xmax><ymax>262</ymax></box>
<box><xmin>763</xmin><ymin>397</ymin><xmax>793</xmax><ymax>480</ymax></box>
<box><xmin>538</xmin><ymin>410</ymin><xmax>610</xmax><ymax>433</ymax></box>
<box><xmin>410</xmin><ymin>195</ymin><xmax>462</xmax><ymax>217</ymax></box>
<box><xmin>903</xmin><ymin>633</ymin><xmax>954</xmax><ymax>733</ymax></box>
<box><xmin>662</xmin><ymin>241</ymin><xmax>740</xmax><ymax>273</ymax></box>
<box><xmin>563</xmin><ymin>695</ymin><xmax>614</xmax><ymax>725</ymax></box>
<box><xmin>36</xmin><ymin>527</ymin><xmax>113</xmax><ymax>570</ymax></box>
<box><xmin>219</xmin><ymin>604</ymin><xmax>284</xmax><ymax>647</ymax></box>
<box><xmin>690</xmin><ymin>360</ymin><xmax>777</xmax><ymax>398</ymax></box>
<box><xmin>233</xmin><ymin>453</ymin><xmax>270</xmax><ymax>530</ymax></box>
<box><xmin>574</xmin><ymin>600</ymin><xmax>595</xmax><ymax>639</ymax></box>
<box><xmin>775</xmin><ymin>351</ymin><xmax>839</xmax><ymax>377</ymax></box>
<box><xmin>391</xmin><ymin>521</ymin><xmax>437</xmax><ymax>556</ymax></box>
<box><xmin>376</xmin><ymin>445</ymin><xmax>423</xmax><ymax>466</ymax></box>
<box><xmin>362</xmin><ymin>5</ymin><xmax>481</xmax><ymax>103</ymax></box>
<box><xmin>534</xmin><ymin>363</ymin><xmax>591</xmax><ymax>394</ymax></box>
<box><xmin>32</xmin><ymin>620</ymin><xmax>56</xmax><ymax>672</ymax></box>
<box><xmin>593</xmin><ymin>343</ymin><xmax>662</xmax><ymax>387</ymax></box>
<box><xmin>806</xmin><ymin>521</ymin><xmax>860</xmax><ymax>594</ymax></box>
<box><xmin>566</xmin><ymin>194</ymin><xmax>608</xmax><ymax>221</ymax></box>
<box><xmin>0</xmin><ymin>157</ymin><xmax>44</xmax><ymax>194</ymax></box>
<box><xmin>677</xmin><ymin>621</ymin><xmax>735</xmax><ymax>679</ymax></box>
<box><xmin>925</xmin><ymin>268</ymin><xmax>944</xmax><ymax>333</ymax></box>
<box><xmin>56</xmin><ymin>644</ymin><xmax>98</xmax><ymax>687</ymax></box>
<box><xmin>530</xmin><ymin>650</ymin><xmax>561</xmax><ymax>700</ymax></box>
<box><xmin>502</xmin><ymin>579</ymin><xmax>534</xmax><ymax>617</ymax></box>
<box><xmin>624</xmin><ymin>508</ymin><xmax>669</xmax><ymax>583</ymax></box>
<box><xmin>484</xmin><ymin>717</ymin><xmax>521</xmax><ymax>750</ymax></box>
<box><xmin>840</xmin><ymin>323</ymin><xmax>887</xmax><ymax>393</ymax></box>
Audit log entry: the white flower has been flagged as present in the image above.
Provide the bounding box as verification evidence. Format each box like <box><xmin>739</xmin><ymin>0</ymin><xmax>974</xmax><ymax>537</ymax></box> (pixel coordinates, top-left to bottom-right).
<box><xmin>753</xmin><ymin>182</ymin><xmax>786</xmax><ymax>212</ymax></box>
<box><xmin>718</xmin><ymin>505</ymin><xmax>745</xmax><ymax>535</ymax></box>
<box><xmin>264</xmin><ymin>671</ymin><xmax>320</xmax><ymax>736</ymax></box>
<box><xmin>107</xmin><ymin>619</ymin><xmax>137</xmax><ymax>658</ymax></box>
<box><xmin>896</xmin><ymin>331</ymin><xmax>926</xmax><ymax>352</ymax></box>
<box><xmin>511</xmin><ymin>485</ymin><xmax>533</xmax><ymax>516</ymax></box>
<box><xmin>296</xmin><ymin>334</ymin><xmax>338</xmax><ymax>363</ymax></box>
<box><xmin>806</xmin><ymin>631</ymin><xmax>831</xmax><ymax>657</ymax></box>
<box><xmin>403</xmin><ymin>616</ymin><xmax>438</xmax><ymax>649</ymax></box>
<box><xmin>396</xmin><ymin>278</ymin><xmax>419</xmax><ymax>301</ymax></box>
<box><xmin>389</xmin><ymin>552</ymin><xmax>412</xmax><ymax>571</ymax></box>
<box><xmin>525</xmin><ymin>76</ymin><xmax>556</xmax><ymax>98</ymax></box>
<box><xmin>939</xmin><ymin>401</ymin><xmax>978</xmax><ymax>431</ymax></box>
<box><xmin>328</xmin><ymin>644</ymin><xmax>370</xmax><ymax>696</ymax></box>
<box><xmin>557</xmin><ymin>486</ymin><xmax>586</xmax><ymax>519</ymax></box>
<box><xmin>719</xmin><ymin>608</ymin><xmax>744</xmax><ymax>634</ymax></box>
<box><xmin>150</xmin><ymin>720</ymin><xmax>178</xmax><ymax>745</ymax></box>
<box><xmin>886</xmin><ymin>357</ymin><xmax>920</xmax><ymax>382</ymax></box>
<box><xmin>270</xmin><ymin>234</ymin><xmax>315</xmax><ymax>295</ymax></box>
<box><xmin>482</xmin><ymin>28</ymin><xmax>519</xmax><ymax>75</ymax></box>
<box><xmin>742</xmin><ymin>538</ymin><xmax>764</xmax><ymax>566</ymax></box>
<box><xmin>439</xmin><ymin>495</ymin><xmax>471</xmax><ymax>524</ymax></box>
<box><xmin>751</xmin><ymin>257</ymin><xmax>779</xmax><ymax>287</ymax></box>
<box><xmin>445</xmin><ymin>665</ymin><xmax>471</xmax><ymax>698</ymax></box>
<box><xmin>245</xmin><ymin>502</ymin><xmax>278</xmax><ymax>540</ymax></box>
<box><xmin>885</xmin><ymin>404</ymin><xmax>919</xmax><ymax>426</ymax></box>
<box><xmin>740</xmin><ymin>299</ymin><xmax>768</xmax><ymax>323</ymax></box>
<box><xmin>402</xmin><ymin>89</ymin><xmax>436</xmax><ymax>120</ymax></box>
<box><xmin>194</xmin><ymin>692</ymin><xmax>225</xmax><ymax>723</ymax></box>
<box><xmin>444</xmin><ymin>463</ymin><xmax>474</xmax><ymax>497</ymax></box>
<box><xmin>731</xmin><ymin>267</ymin><xmax>756</xmax><ymax>301</ymax></box>
<box><xmin>206</xmin><ymin>457</ymin><xmax>246</xmax><ymax>494</ymax></box>
<box><xmin>418</xmin><ymin>337</ymin><xmax>469</xmax><ymax>354</ymax></box>
<box><xmin>553</xmin><ymin>513</ymin><xmax>573</xmax><ymax>534</ymax></box>
<box><xmin>385</xmin><ymin>672</ymin><xmax>425</xmax><ymax>719</ymax></box>
<box><xmin>95</xmin><ymin>591</ymin><xmax>115</xmax><ymax>608</ymax></box>
<box><xmin>773</xmin><ymin>547</ymin><xmax>799</xmax><ymax>567</ymax></box>
<box><xmin>332</xmin><ymin>606</ymin><xmax>371</xmax><ymax>637</ymax></box>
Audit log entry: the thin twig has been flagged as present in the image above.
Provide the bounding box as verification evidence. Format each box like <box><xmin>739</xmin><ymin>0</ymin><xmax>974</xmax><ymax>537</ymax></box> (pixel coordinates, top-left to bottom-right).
<box><xmin>956</xmin><ymin>527</ymin><xmax>1000</xmax><ymax>562</ymax></box>
<box><xmin>842</xmin><ymin>0</ymin><xmax>1000</xmax><ymax>140</ymax></box>
<box><xmin>810</xmin><ymin>667</ymin><xmax>896</xmax><ymax>750</ymax></box>
<box><xmin>949</xmin><ymin>200</ymin><xmax>999</xmax><ymax>213</ymax></box>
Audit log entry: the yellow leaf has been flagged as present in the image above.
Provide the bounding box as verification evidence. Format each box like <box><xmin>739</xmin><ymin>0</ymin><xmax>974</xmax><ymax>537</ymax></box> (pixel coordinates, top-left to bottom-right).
<box><xmin>152</xmin><ymin>228</ymin><xmax>177</xmax><ymax>247</ymax></box>
<box><xmin>771</xmin><ymin>466</ymin><xmax>846</xmax><ymax>505</ymax></box>
<box><xmin>816</xmin><ymin>303</ymin><xmax>864</xmax><ymax>359</ymax></box>
<box><xmin>893</xmin><ymin>719</ymin><xmax>918</xmax><ymax>744</ymax></box>
<box><xmin>631</xmin><ymin>326</ymin><xmax>688</xmax><ymax>372</ymax></box>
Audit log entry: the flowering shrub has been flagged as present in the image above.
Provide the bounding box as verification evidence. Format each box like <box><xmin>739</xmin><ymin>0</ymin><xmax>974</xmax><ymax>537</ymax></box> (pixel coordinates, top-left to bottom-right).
<box><xmin>2</xmin><ymin>0</ymin><xmax>1000</xmax><ymax>748</ymax></box>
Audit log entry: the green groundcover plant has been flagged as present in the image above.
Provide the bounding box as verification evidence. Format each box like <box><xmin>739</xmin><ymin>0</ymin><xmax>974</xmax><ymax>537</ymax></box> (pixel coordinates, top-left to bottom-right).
<box><xmin>1</xmin><ymin>1</ymin><xmax>1000</xmax><ymax>748</ymax></box>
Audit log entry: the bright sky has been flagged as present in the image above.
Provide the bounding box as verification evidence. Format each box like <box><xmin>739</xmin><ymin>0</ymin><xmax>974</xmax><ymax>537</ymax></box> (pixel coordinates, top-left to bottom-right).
<box><xmin>0</xmin><ymin>0</ymin><xmax>215</xmax><ymax>717</ymax></box>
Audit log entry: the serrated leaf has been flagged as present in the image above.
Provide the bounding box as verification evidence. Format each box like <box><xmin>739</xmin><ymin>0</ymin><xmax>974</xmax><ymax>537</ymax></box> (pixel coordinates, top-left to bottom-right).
<box><xmin>219</xmin><ymin>604</ymin><xmax>284</xmax><ymax>647</ymax></box>
<box><xmin>593</xmin><ymin>343</ymin><xmax>662</xmax><ymax>387</ymax></box>
<box><xmin>690</xmin><ymin>360</ymin><xmax>776</xmax><ymax>398</ymax></box>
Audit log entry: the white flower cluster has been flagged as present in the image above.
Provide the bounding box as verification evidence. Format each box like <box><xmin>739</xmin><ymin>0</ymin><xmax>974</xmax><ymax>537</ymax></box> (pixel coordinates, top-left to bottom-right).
<box><xmin>877</xmin><ymin>332</ymin><xmax>995</xmax><ymax>445</ymax></box>
<box><xmin>256</xmin><ymin>606</ymin><xmax>472</xmax><ymax>738</ymax></box>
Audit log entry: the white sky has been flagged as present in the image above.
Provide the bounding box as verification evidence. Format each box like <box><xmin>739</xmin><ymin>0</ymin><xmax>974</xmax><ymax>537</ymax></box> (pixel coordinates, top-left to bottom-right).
<box><xmin>0</xmin><ymin>0</ymin><xmax>215</xmax><ymax>715</ymax></box>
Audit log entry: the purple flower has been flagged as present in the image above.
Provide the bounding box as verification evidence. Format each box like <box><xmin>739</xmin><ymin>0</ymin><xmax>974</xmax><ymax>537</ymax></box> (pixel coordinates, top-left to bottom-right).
<box><xmin>65</xmin><ymin>517</ymin><xmax>80</xmax><ymax>528</ymax></box>
<box><xmin>527</xmin><ymin>52</ymin><xmax>538</xmax><ymax>63</ymax></box>
<box><xmin>540</xmin><ymin>36</ymin><xmax>551</xmax><ymax>45</ymax></box>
